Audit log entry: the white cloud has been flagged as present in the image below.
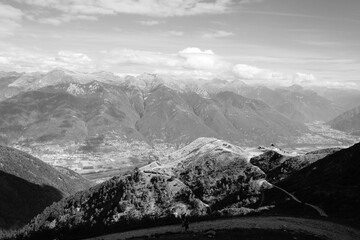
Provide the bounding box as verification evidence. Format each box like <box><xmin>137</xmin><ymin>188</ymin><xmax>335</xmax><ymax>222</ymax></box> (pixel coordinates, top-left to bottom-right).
<box><xmin>0</xmin><ymin>56</ymin><xmax>10</xmax><ymax>64</ymax></box>
<box><xmin>138</xmin><ymin>20</ymin><xmax>162</xmax><ymax>26</ymax></box>
<box><xmin>232</xmin><ymin>64</ymin><xmax>263</xmax><ymax>79</ymax></box>
<box><xmin>0</xmin><ymin>3</ymin><xmax>23</xmax><ymax>36</ymax></box>
<box><xmin>36</xmin><ymin>14</ymin><xmax>98</xmax><ymax>25</ymax></box>
<box><xmin>0</xmin><ymin>44</ymin><xmax>320</xmax><ymax>87</ymax></box>
<box><xmin>56</xmin><ymin>51</ymin><xmax>92</xmax><ymax>65</ymax></box>
<box><xmin>178</xmin><ymin>48</ymin><xmax>214</xmax><ymax>55</ymax></box>
<box><xmin>202</xmin><ymin>30</ymin><xmax>234</xmax><ymax>38</ymax></box>
<box><xmin>178</xmin><ymin>47</ymin><xmax>230</xmax><ymax>71</ymax></box>
<box><xmin>233</xmin><ymin>63</ymin><xmax>290</xmax><ymax>82</ymax></box>
<box><xmin>232</xmin><ymin>63</ymin><xmax>320</xmax><ymax>87</ymax></box>
<box><xmin>0</xmin><ymin>46</ymin><xmax>94</xmax><ymax>72</ymax></box>
<box><xmin>101</xmin><ymin>47</ymin><xmax>231</xmax><ymax>78</ymax></box>
<box><xmin>104</xmin><ymin>49</ymin><xmax>180</xmax><ymax>67</ymax></box>
<box><xmin>99</xmin><ymin>47</ymin><xmax>233</xmax><ymax>80</ymax></box>
<box><xmin>304</xmin><ymin>80</ymin><xmax>358</xmax><ymax>89</ymax></box>
<box><xmin>15</xmin><ymin>0</ymin><xmax>259</xmax><ymax>22</ymax></box>
<box><xmin>292</xmin><ymin>72</ymin><xmax>316</xmax><ymax>84</ymax></box>
<box><xmin>101</xmin><ymin>47</ymin><xmax>314</xmax><ymax>83</ymax></box>
<box><xmin>0</xmin><ymin>3</ymin><xmax>23</xmax><ymax>20</ymax></box>
<box><xmin>154</xmin><ymin>69</ymin><xmax>215</xmax><ymax>79</ymax></box>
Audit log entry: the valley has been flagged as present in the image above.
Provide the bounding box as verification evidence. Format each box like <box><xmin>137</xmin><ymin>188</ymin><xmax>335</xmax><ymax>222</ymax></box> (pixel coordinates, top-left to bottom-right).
<box><xmin>10</xmin><ymin>121</ymin><xmax>358</xmax><ymax>183</ymax></box>
<box><xmin>288</xmin><ymin>121</ymin><xmax>359</xmax><ymax>152</ymax></box>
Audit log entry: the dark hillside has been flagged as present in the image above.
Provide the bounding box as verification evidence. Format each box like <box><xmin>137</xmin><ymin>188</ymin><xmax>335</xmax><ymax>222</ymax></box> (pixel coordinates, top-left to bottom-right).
<box><xmin>0</xmin><ymin>171</ymin><xmax>63</xmax><ymax>230</ymax></box>
<box><xmin>0</xmin><ymin>145</ymin><xmax>91</xmax><ymax>229</ymax></box>
<box><xmin>267</xmin><ymin>142</ymin><xmax>360</xmax><ymax>225</ymax></box>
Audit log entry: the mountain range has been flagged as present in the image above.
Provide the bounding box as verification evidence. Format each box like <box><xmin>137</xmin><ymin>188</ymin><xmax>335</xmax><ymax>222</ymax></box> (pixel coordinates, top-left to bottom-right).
<box><xmin>0</xmin><ymin>68</ymin><xmax>349</xmax><ymax>148</ymax></box>
<box><xmin>232</xmin><ymin>84</ymin><xmax>341</xmax><ymax>123</ymax></box>
<box><xmin>0</xmin><ymin>69</ymin><xmax>312</xmax><ymax>148</ymax></box>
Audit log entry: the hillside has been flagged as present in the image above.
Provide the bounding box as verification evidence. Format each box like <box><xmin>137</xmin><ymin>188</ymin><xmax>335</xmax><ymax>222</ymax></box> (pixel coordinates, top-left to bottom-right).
<box><xmin>268</xmin><ymin>142</ymin><xmax>360</xmax><ymax>223</ymax></box>
<box><xmin>315</xmin><ymin>87</ymin><xmax>360</xmax><ymax>111</ymax></box>
<box><xmin>250</xmin><ymin>150</ymin><xmax>293</xmax><ymax>174</ymax></box>
<box><xmin>205</xmin><ymin>83</ymin><xmax>341</xmax><ymax>123</ymax></box>
<box><xmin>0</xmin><ymin>72</ymin><xmax>22</xmax><ymax>101</ymax></box>
<box><xmin>0</xmin><ymin>81</ymin><xmax>144</xmax><ymax>145</ymax></box>
<box><xmin>134</xmin><ymin>84</ymin><xmax>219</xmax><ymax>144</ymax></box>
<box><xmin>328</xmin><ymin>106</ymin><xmax>360</xmax><ymax>136</ymax></box>
<box><xmin>6</xmin><ymin>138</ymin><xmax>270</xmax><ymax>240</ymax></box>
<box><xmin>251</xmin><ymin>147</ymin><xmax>341</xmax><ymax>183</ymax></box>
<box><xmin>0</xmin><ymin>145</ymin><xmax>92</xmax><ymax>230</ymax></box>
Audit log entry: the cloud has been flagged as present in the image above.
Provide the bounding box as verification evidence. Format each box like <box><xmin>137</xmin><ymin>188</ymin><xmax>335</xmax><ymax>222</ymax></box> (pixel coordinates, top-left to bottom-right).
<box><xmin>103</xmin><ymin>48</ymin><xmax>319</xmax><ymax>87</ymax></box>
<box><xmin>153</xmin><ymin>69</ymin><xmax>215</xmax><ymax>79</ymax></box>
<box><xmin>178</xmin><ymin>47</ymin><xmax>230</xmax><ymax>71</ymax></box>
<box><xmin>178</xmin><ymin>48</ymin><xmax>214</xmax><ymax>55</ymax></box>
<box><xmin>34</xmin><ymin>14</ymin><xmax>98</xmax><ymax>26</ymax></box>
<box><xmin>232</xmin><ymin>63</ymin><xmax>320</xmax><ymax>87</ymax></box>
<box><xmin>292</xmin><ymin>72</ymin><xmax>316</xmax><ymax>84</ymax></box>
<box><xmin>232</xmin><ymin>64</ymin><xmax>263</xmax><ymax>79</ymax></box>
<box><xmin>104</xmin><ymin>49</ymin><xmax>180</xmax><ymax>67</ymax></box>
<box><xmin>305</xmin><ymin>80</ymin><xmax>358</xmax><ymax>89</ymax></box>
<box><xmin>105</xmin><ymin>47</ymin><xmax>231</xmax><ymax>73</ymax></box>
<box><xmin>102</xmin><ymin>47</ymin><xmax>232</xmax><ymax>78</ymax></box>
<box><xmin>102</xmin><ymin>47</ymin><xmax>317</xmax><ymax>83</ymax></box>
<box><xmin>0</xmin><ymin>3</ymin><xmax>23</xmax><ymax>36</ymax></box>
<box><xmin>0</xmin><ymin>46</ymin><xmax>94</xmax><ymax>72</ymax></box>
<box><xmin>0</xmin><ymin>44</ymin><xmax>320</xmax><ymax>87</ymax></box>
<box><xmin>232</xmin><ymin>64</ymin><xmax>287</xmax><ymax>81</ymax></box>
<box><xmin>56</xmin><ymin>51</ymin><xmax>92</xmax><ymax>65</ymax></box>
<box><xmin>202</xmin><ymin>30</ymin><xmax>234</xmax><ymax>38</ymax></box>
<box><xmin>15</xmin><ymin>0</ymin><xmax>259</xmax><ymax>21</ymax></box>
<box><xmin>0</xmin><ymin>56</ymin><xmax>10</xmax><ymax>64</ymax></box>
<box><xmin>164</xmin><ymin>31</ymin><xmax>184</xmax><ymax>36</ymax></box>
<box><xmin>35</xmin><ymin>14</ymin><xmax>98</xmax><ymax>25</ymax></box>
<box><xmin>138</xmin><ymin>20</ymin><xmax>162</xmax><ymax>26</ymax></box>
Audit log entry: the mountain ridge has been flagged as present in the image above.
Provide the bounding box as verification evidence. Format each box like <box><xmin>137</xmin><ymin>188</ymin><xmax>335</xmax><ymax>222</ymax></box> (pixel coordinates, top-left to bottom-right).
<box><xmin>0</xmin><ymin>76</ymin><xmax>307</xmax><ymax>148</ymax></box>
<box><xmin>328</xmin><ymin>106</ymin><xmax>360</xmax><ymax>136</ymax></box>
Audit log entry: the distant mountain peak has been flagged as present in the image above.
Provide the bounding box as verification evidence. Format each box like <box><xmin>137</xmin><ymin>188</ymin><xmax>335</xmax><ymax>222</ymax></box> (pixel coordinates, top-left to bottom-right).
<box><xmin>287</xmin><ymin>84</ymin><xmax>304</xmax><ymax>92</ymax></box>
<box><xmin>49</xmin><ymin>67</ymin><xmax>75</xmax><ymax>74</ymax></box>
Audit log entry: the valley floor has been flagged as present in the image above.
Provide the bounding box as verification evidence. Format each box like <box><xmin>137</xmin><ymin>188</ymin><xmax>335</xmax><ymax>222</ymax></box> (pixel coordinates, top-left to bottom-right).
<box><xmin>84</xmin><ymin>216</ymin><xmax>360</xmax><ymax>240</ymax></box>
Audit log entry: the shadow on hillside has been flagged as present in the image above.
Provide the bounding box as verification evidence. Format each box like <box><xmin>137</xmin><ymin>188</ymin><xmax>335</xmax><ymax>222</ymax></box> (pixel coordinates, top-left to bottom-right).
<box><xmin>0</xmin><ymin>170</ymin><xmax>64</xmax><ymax>230</ymax></box>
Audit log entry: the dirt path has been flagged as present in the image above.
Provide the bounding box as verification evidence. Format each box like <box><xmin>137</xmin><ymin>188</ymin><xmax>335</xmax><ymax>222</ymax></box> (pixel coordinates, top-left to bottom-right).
<box><xmin>84</xmin><ymin>216</ymin><xmax>360</xmax><ymax>240</ymax></box>
<box><xmin>272</xmin><ymin>184</ymin><xmax>328</xmax><ymax>217</ymax></box>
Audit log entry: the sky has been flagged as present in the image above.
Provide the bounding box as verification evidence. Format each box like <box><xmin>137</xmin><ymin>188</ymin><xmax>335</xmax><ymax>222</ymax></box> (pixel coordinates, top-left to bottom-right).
<box><xmin>0</xmin><ymin>0</ymin><xmax>359</xmax><ymax>88</ymax></box>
